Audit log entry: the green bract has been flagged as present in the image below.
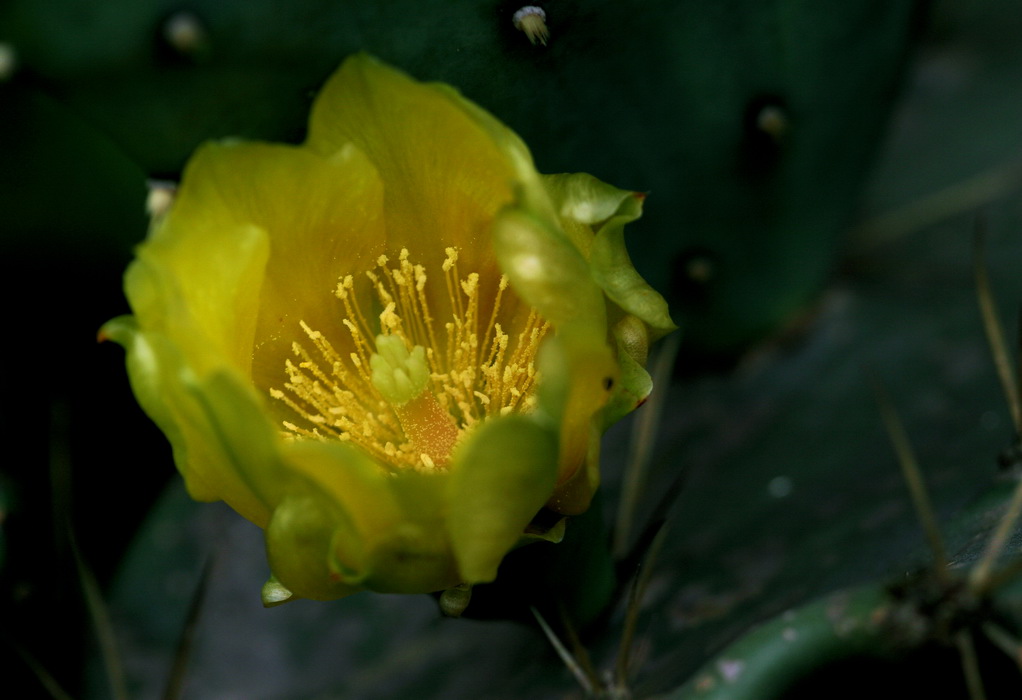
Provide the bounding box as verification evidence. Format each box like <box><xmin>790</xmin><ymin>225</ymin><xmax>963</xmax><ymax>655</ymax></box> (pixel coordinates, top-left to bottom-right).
<box><xmin>103</xmin><ymin>54</ymin><xmax>673</xmax><ymax>603</ymax></box>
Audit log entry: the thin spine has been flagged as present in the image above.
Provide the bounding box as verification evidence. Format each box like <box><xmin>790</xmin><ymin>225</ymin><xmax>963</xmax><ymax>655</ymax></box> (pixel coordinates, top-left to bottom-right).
<box><xmin>531</xmin><ymin>606</ymin><xmax>596</xmax><ymax>696</ymax></box>
<box><xmin>981</xmin><ymin>621</ymin><xmax>1022</xmax><ymax>671</ymax></box>
<box><xmin>72</xmin><ymin>537</ymin><xmax>128</xmax><ymax>700</ymax></box>
<box><xmin>162</xmin><ymin>558</ymin><xmax>213</xmax><ymax>700</ymax></box>
<box><xmin>615</xmin><ymin>523</ymin><xmax>669</xmax><ymax>692</ymax></box>
<box><xmin>979</xmin><ymin>554</ymin><xmax>1022</xmax><ymax>593</ymax></box>
<box><xmin>956</xmin><ymin>629</ymin><xmax>989</xmax><ymax>700</ymax></box>
<box><xmin>852</xmin><ymin>160</ymin><xmax>1022</xmax><ymax>251</ymax></box>
<box><xmin>969</xmin><ymin>477</ymin><xmax>1022</xmax><ymax>594</ymax></box>
<box><xmin>54</xmin><ymin>399</ymin><xmax>128</xmax><ymax>700</ymax></box>
<box><xmin>969</xmin><ymin>224</ymin><xmax>1022</xmax><ymax>593</ymax></box>
<box><xmin>871</xmin><ymin>376</ymin><xmax>950</xmax><ymax>581</ymax></box>
<box><xmin>8</xmin><ymin>642</ymin><xmax>75</xmax><ymax>700</ymax></box>
<box><xmin>557</xmin><ymin>603</ymin><xmax>603</xmax><ymax>694</ymax></box>
<box><xmin>974</xmin><ymin>222</ymin><xmax>1022</xmax><ymax>430</ymax></box>
<box><xmin>614</xmin><ymin>331</ymin><xmax>680</xmax><ymax>558</ymax></box>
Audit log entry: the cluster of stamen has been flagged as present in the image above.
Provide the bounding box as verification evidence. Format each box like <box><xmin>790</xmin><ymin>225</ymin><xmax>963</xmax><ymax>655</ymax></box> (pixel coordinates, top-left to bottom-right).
<box><xmin>269</xmin><ymin>248</ymin><xmax>548</xmax><ymax>472</ymax></box>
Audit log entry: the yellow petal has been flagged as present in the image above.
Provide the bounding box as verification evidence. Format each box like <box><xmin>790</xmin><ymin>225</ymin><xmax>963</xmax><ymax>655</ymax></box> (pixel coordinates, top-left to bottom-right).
<box><xmin>128</xmin><ymin>214</ymin><xmax>268</xmax><ymax>377</ymax></box>
<box><xmin>100</xmin><ymin>317</ymin><xmax>272</xmax><ymax>527</ymax></box>
<box><xmin>306</xmin><ymin>54</ymin><xmax>533</xmax><ymax>275</ymax></box>
<box><xmin>148</xmin><ymin>140</ymin><xmax>388</xmax><ymax>391</ymax></box>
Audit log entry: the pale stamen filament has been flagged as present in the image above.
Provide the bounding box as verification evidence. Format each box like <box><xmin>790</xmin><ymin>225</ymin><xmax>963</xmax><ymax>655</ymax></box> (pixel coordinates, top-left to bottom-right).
<box><xmin>269</xmin><ymin>247</ymin><xmax>549</xmax><ymax>472</ymax></box>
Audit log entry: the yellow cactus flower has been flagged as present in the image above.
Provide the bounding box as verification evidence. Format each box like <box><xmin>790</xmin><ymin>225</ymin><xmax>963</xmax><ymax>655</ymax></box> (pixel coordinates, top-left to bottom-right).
<box><xmin>102</xmin><ymin>54</ymin><xmax>673</xmax><ymax>603</ymax></box>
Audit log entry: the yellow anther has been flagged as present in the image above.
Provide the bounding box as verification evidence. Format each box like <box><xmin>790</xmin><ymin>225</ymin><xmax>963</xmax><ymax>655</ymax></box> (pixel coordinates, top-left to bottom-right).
<box><xmin>442</xmin><ymin>247</ymin><xmax>458</xmax><ymax>272</ymax></box>
<box><xmin>380</xmin><ymin>302</ymin><xmax>401</xmax><ymax>331</ymax></box>
<box><xmin>335</xmin><ymin>275</ymin><xmax>354</xmax><ymax>300</ymax></box>
<box><xmin>269</xmin><ymin>248</ymin><xmax>549</xmax><ymax>472</ymax></box>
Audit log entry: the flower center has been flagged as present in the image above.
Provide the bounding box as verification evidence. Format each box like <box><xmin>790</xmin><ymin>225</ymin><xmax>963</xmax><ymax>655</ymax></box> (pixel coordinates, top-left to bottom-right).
<box><xmin>269</xmin><ymin>247</ymin><xmax>549</xmax><ymax>472</ymax></box>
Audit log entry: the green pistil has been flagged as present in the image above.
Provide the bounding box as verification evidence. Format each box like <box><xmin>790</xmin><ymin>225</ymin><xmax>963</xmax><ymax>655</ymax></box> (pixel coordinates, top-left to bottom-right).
<box><xmin>370</xmin><ymin>334</ymin><xmax>430</xmax><ymax>405</ymax></box>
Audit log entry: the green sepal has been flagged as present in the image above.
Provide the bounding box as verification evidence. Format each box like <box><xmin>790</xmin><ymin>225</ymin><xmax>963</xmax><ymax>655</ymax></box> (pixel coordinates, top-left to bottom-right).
<box><xmin>366</xmin><ymin>471</ymin><xmax>459</xmax><ymax>593</ymax></box>
<box><xmin>260</xmin><ymin>576</ymin><xmax>294</xmax><ymax>608</ymax></box>
<box><xmin>521</xmin><ymin>517</ymin><xmax>567</xmax><ymax>545</ymax></box>
<box><xmin>438</xmin><ymin>583</ymin><xmax>473</xmax><ymax>618</ymax></box>
<box><xmin>541</xmin><ymin>172</ymin><xmax>675</xmax><ymax>339</ymax></box>
<box><xmin>591</xmin><ymin>207</ymin><xmax>676</xmax><ymax>340</ymax></box>
<box><xmin>541</xmin><ymin>172</ymin><xmax>639</xmax><ymax>254</ymax></box>
<box><xmin>602</xmin><ymin>326</ymin><xmax>655</xmax><ymax>430</ymax></box>
<box><xmin>492</xmin><ymin>204</ymin><xmax>607</xmax><ymax>340</ymax></box>
<box><xmin>447</xmin><ymin>416</ymin><xmax>559</xmax><ymax>583</ymax></box>
<box><xmin>265</xmin><ymin>492</ymin><xmax>360</xmax><ymax>601</ymax></box>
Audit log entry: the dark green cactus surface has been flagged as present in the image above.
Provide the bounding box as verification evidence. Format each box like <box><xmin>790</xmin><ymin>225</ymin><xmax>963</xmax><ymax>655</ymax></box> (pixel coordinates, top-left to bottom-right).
<box><xmin>5</xmin><ymin>0</ymin><xmax>1022</xmax><ymax>698</ymax></box>
<box><xmin>2</xmin><ymin>0</ymin><xmax>921</xmax><ymax>353</ymax></box>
